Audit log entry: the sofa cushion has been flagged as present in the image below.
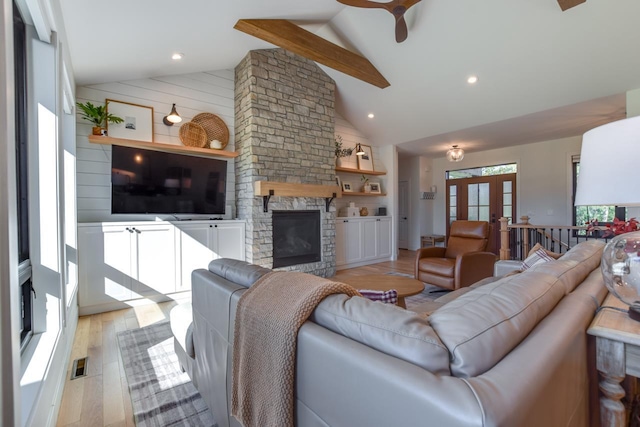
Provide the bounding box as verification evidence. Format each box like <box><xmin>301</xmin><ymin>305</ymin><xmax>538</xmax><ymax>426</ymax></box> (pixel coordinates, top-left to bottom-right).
<box><xmin>208</xmin><ymin>258</ymin><xmax>271</xmax><ymax>288</ymax></box>
<box><xmin>418</xmin><ymin>257</ymin><xmax>455</xmax><ymax>277</ymax></box>
<box><xmin>527</xmin><ymin>243</ymin><xmax>562</xmax><ymax>259</ymax></box>
<box><xmin>532</xmin><ymin>240</ymin><xmax>604</xmax><ymax>294</ymax></box>
<box><xmin>429</xmin><ymin>269</ymin><xmax>566</xmax><ymax>378</ymax></box>
<box><xmin>310</xmin><ymin>294</ymin><xmax>451</xmax><ymax>375</ymax></box>
<box><xmin>521</xmin><ymin>248</ymin><xmax>556</xmax><ymax>270</ymax></box>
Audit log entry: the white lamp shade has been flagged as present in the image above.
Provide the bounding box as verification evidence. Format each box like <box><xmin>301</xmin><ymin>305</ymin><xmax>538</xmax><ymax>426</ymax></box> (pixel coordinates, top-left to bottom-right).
<box><xmin>575</xmin><ymin>115</ymin><xmax>640</xmax><ymax>207</ymax></box>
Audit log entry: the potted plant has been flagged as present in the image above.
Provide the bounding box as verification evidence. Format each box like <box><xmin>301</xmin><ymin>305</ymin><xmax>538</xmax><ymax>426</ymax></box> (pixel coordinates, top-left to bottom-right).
<box><xmin>335</xmin><ymin>135</ymin><xmax>353</xmax><ymax>167</ymax></box>
<box><xmin>76</xmin><ymin>101</ymin><xmax>124</xmax><ymax>135</ymax></box>
<box><xmin>361</xmin><ymin>174</ymin><xmax>371</xmax><ymax>193</ymax></box>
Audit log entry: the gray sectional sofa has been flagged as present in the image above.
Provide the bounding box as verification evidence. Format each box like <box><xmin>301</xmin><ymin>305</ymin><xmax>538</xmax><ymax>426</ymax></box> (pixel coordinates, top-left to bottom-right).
<box><xmin>182</xmin><ymin>240</ymin><xmax>606</xmax><ymax>427</ymax></box>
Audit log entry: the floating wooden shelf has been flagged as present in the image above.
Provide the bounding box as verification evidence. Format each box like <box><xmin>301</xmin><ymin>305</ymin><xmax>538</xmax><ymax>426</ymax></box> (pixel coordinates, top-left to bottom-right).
<box><xmin>88</xmin><ymin>135</ymin><xmax>238</xmax><ymax>159</ymax></box>
<box><xmin>254</xmin><ymin>181</ymin><xmax>342</xmax><ymax>212</ymax></box>
<box><xmin>255</xmin><ymin>181</ymin><xmax>342</xmax><ymax>198</ymax></box>
<box><xmin>335</xmin><ymin>166</ymin><xmax>386</xmax><ymax>176</ymax></box>
<box><xmin>343</xmin><ymin>192</ymin><xmax>387</xmax><ymax>197</ymax></box>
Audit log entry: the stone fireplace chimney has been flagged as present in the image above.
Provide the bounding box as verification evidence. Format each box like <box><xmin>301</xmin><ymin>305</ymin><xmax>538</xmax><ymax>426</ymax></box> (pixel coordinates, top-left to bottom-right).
<box><xmin>234</xmin><ymin>49</ymin><xmax>336</xmax><ymax>277</ymax></box>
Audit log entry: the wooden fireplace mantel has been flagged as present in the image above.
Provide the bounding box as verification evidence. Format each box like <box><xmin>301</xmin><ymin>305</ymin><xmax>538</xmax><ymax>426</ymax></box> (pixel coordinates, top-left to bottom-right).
<box><xmin>254</xmin><ymin>181</ymin><xmax>342</xmax><ymax>212</ymax></box>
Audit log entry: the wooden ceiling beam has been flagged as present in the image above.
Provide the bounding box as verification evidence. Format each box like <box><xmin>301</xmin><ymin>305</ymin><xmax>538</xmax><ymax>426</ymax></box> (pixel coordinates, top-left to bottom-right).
<box><xmin>557</xmin><ymin>0</ymin><xmax>586</xmax><ymax>11</ymax></box>
<box><xmin>234</xmin><ymin>19</ymin><xmax>390</xmax><ymax>89</ymax></box>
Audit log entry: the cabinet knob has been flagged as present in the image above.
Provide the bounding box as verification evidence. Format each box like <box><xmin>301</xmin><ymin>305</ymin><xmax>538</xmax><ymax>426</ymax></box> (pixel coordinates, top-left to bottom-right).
<box><xmin>133</xmin><ymin>228</ymin><xmax>141</xmax><ymax>234</ymax></box>
<box><xmin>377</xmin><ymin>219</ymin><xmax>380</xmax><ymax>221</ymax></box>
<box><xmin>209</xmin><ymin>225</ymin><xmax>213</xmax><ymax>228</ymax></box>
<box><xmin>126</xmin><ymin>227</ymin><xmax>133</xmax><ymax>233</ymax></box>
<box><xmin>215</xmin><ymin>225</ymin><xmax>218</xmax><ymax>228</ymax></box>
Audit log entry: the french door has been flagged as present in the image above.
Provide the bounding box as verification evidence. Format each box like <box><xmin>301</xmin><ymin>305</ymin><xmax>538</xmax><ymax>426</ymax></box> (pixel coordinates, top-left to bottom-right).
<box><xmin>446</xmin><ymin>174</ymin><xmax>516</xmax><ymax>253</ymax></box>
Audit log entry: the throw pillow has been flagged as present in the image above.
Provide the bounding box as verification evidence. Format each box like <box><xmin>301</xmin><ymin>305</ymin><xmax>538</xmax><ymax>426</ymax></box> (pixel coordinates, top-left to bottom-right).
<box><xmin>521</xmin><ymin>248</ymin><xmax>556</xmax><ymax>271</ymax></box>
<box><xmin>527</xmin><ymin>243</ymin><xmax>562</xmax><ymax>260</ymax></box>
<box><xmin>358</xmin><ymin>289</ymin><xmax>398</xmax><ymax>304</ymax></box>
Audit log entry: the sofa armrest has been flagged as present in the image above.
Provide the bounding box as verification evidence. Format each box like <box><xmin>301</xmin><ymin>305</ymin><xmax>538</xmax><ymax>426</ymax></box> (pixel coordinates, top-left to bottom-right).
<box><xmin>493</xmin><ymin>260</ymin><xmax>522</xmax><ymax>277</ymax></box>
<box><xmin>454</xmin><ymin>252</ymin><xmax>496</xmax><ymax>288</ymax></box>
<box><xmin>415</xmin><ymin>247</ymin><xmax>447</xmax><ymax>277</ymax></box>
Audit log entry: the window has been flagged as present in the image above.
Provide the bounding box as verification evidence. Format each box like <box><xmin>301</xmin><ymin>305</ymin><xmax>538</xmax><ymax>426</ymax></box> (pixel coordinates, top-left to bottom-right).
<box><xmin>572</xmin><ymin>156</ymin><xmax>625</xmax><ymax>234</ymax></box>
<box><xmin>447</xmin><ymin>163</ymin><xmax>517</xmax><ymax>179</ymax></box>
<box><xmin>14</xmin><ymin>3</ymin><xmax>33</xmax><ymax>346</ymax></box>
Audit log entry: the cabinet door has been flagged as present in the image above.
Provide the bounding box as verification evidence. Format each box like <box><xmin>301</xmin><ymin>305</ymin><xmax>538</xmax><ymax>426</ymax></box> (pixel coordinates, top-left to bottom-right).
<box><xmin>214</xmin><ymin>223</ymin><xmax>245</xmax><ymax>260</ymax></box>
<box><xmin>78</xmin><ymin>225</ymin><xmax>132</xmax><ymax>307</ymax></box>
<box><xmin>344</xmin><ymin>220</ymin><xmax>363</xmax><ymax>264</ymax></box>
<box><xmin>362</xmin><ymin>219</ymin><xmax>378</xmax><ymax>260</ymax></box>
<box><xmin>376</xmin><ymin>218</ymin><xmax>392</xmax><ymax>258</ymax></box>
<box><xmin>176</xmin><ymin>224</ymin><xmax>215</xmax><ymax>292</ymax></box>
<box><xmin>335</xmin><ymin>220</ymin><xmax>347</xmax><ymax>266</ymax></box>
<box><xmin>132</xmin><ymin>224</ymin><xmax>177</xmax><ymax>297</ymax></box>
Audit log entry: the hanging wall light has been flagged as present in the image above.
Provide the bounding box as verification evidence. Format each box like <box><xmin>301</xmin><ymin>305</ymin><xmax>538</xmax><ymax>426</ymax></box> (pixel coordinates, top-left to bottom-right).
<box><xmin>446</xmin><ymin>145</ymin><xmax>465</xmax><ymax>162</ymax></box>
<box><xmin>163</xmin><ymin>103</ymin><xmax>182</xmax><ymax>126</ymax></box>
<box><xmin>355</xmin><ymin>143</ymin><xmax>365</xmax><ymax>156</ymax></box>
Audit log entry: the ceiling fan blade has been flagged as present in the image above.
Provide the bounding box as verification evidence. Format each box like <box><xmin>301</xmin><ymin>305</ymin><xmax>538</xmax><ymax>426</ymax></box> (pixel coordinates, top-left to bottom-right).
<box><xmin>336</xmin><ymin>0</ymin><xmax>390</xmax><ymax>10</ymax></box>
<box><xmin>402</xmin><ymin>0</ymin><xmax>422</xmax><ymax>11</ymax></box>
<box><xmin>557</xmin><ymin>0</ymin><xmax>586</xmax><ymax>11</ymax></box>
<box><xmin>395</xmin><ymin>14</ymin><xmax>408</xmax><ymax>43</ymax></box>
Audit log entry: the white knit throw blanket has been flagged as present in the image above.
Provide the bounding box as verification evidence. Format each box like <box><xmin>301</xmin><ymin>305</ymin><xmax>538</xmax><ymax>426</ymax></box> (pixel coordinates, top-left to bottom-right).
<box><xmin>231</xmin><ymin>271</ymin><xmax>360</xmax><ymax>427</ymax></box>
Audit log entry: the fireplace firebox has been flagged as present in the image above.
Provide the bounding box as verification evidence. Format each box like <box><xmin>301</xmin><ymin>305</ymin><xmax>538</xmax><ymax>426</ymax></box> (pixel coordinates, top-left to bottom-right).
<box><xmin>272</xmin><ymin>210</ymin><xmax>321</xmax><ymax>268</ymax></box>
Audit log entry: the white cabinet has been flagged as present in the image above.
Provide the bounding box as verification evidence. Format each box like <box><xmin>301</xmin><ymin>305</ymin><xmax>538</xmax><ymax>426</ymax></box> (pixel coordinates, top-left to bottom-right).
<box><xmin>175</xmin><ymin>221</ymin><xmax>245</xmax><ymax>291</ymax></box>
<box><xmin>78</xmin><ymin>223</ymin><xmax>176</xmax><ymax>309</ymax></box>
<box><xmin>335</xmin><ymin>217</ymin><xmax>392</xmax><ymax>269</ymax></box>
<box><xmin>78</xmin><ymin>220</ymin><xmax>245</xmax><ymax>314</ymax></box>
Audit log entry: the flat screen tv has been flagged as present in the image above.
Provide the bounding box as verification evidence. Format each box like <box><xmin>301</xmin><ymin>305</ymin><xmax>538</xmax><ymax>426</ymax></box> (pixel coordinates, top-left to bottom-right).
<box><xmin>111</xmin><ymin>145</ymin><xmax>227</xmax><ymax>215</ymax></box>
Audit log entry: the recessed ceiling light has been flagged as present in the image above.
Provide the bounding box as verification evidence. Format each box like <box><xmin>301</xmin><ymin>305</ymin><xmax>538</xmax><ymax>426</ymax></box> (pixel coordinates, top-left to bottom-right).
<box><xmin>368</xmin><ymin>113</ymin><xmax>375</xmax><ymax>119</ymax></box>
<box><xmin>467</xmin><ymin>75</ymin><xmax>479</xmax><ymax>84</ymax></box>
<box><xmin>172</xmin><ymin>53</ymin><xmax>184</xmax><ymax>60</ymax></box>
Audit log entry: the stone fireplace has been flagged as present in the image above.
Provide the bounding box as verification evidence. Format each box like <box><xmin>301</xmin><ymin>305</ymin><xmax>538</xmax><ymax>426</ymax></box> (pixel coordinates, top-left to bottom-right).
<box><xmin>234</xmin><ymin>49</ymin><xmax>336</xmax><ymax>277</ymax></box>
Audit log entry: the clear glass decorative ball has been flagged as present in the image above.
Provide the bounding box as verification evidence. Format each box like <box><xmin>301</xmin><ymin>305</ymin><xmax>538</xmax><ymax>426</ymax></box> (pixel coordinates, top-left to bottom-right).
<box><xmin>601</xmin><ymin>231</ymin><xmax>640</xmax><ymax>309</ymax></box>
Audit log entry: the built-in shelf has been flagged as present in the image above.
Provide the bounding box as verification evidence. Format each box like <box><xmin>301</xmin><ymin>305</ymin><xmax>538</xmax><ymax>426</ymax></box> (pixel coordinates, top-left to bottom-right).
<box><xmin>342</xmin><ymin>191</ymin><xmax>387</xmax><ymax>196</ymax></box>
<box><xmin>88</xmin><ymin>135</ymin><xmax>239</xmax><ymax>159</ymax></box>
<box><xmin>335</xmin><ymin>166</ymin><xmax>386</xmax><ymax>176</ymax></box>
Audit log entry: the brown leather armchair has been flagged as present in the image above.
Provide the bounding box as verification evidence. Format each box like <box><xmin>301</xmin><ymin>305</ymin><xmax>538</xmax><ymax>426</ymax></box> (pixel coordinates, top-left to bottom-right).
<box><xmin>415</xmin><ymin>221</ymin><xmax>496</xmax><ymax>291</ymax></box>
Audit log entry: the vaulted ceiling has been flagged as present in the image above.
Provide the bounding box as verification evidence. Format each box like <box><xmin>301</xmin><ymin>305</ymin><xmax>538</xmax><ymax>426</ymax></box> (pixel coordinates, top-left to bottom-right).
<box><xmin>58</xmin><ymin>0</ymin><xmax>640</xmax><ymax>157</ymax></box>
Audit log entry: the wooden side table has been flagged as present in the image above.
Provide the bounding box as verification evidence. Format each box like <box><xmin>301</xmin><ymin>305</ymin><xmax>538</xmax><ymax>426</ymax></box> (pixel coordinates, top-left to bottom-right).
<box><xmin>588</xmin><ymin>293</ymin><xmax>640</xmax><ymax>427</ymax></box>
<box><xmin>421</xmin><ymin>235</ymin><xmax>445</xmax><ymax>248</ymax></box>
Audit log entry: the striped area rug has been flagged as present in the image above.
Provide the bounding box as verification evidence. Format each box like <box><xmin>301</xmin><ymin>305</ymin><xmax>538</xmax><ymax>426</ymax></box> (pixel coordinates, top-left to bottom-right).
<box><xmin>117</xmin><ymin>321</ymin><xmax>216</xmax><ymax>427</ymax></box>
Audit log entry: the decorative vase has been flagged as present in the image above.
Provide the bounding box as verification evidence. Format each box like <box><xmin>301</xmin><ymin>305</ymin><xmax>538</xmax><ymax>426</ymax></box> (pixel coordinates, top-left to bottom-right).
<box><xmin>363</xmin><ymin>184</ymin><xmax>371</xmax><ymax>193</ymax></box>
<box><xmin>360</xmin><ymin>207</ymin><xmax>368</xmax><ymax>216</ymax></box>
<box><xmin>601</xmin><ymin>231</ymin><xmax>640</xmax><ymax>320</ymax></box>
<box><xmin>92</xmin><ymin>126</ymin><xmax>103</xmax><ymax>136</ymax></box>
<box><xmin>336</xmin><ymin>157</ymin><xmax>344</xmax><ymax>168</ymax></box>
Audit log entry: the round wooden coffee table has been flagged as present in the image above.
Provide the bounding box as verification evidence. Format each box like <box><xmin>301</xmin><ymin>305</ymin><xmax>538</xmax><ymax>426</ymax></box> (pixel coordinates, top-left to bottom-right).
<box><xmin>338</xmin><ymin>274</ymin><xmax>425</xmax><ymax>308</ymax></box>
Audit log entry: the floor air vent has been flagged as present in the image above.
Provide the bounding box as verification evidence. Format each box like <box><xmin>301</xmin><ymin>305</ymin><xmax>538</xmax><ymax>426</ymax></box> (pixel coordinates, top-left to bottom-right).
<box><xmin>70</xmin><ymin>357</ymin><xmax>88</xmax><ymax>380</ymax></box>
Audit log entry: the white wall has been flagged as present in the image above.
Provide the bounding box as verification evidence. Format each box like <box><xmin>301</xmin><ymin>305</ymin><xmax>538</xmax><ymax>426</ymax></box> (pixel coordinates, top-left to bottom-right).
<box><xmin>430</xmin><ymin>135</ymin><xmax>583</xmax><ymax>235</ymax></box>
<box><xmin>335</xmin><ymin>113</ymin><xmax>389</xmax><ymax>216</ymax></box>
<box><xmin>75</xmin><ymin>70</ymin><xmax>235</xmax><ymax>222</ymax></box>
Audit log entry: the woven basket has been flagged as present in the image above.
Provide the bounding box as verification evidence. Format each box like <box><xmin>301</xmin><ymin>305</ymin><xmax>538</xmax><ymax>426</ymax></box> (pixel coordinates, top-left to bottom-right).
<box><xmin>192</xmin><ymin>113</ymin><xmax>229</xmax><ymax>149</ymax></box>
<box><xmin>179</xmin><ymin>122</ymin><xmax>207</xmax><ymax>148</ymax></box>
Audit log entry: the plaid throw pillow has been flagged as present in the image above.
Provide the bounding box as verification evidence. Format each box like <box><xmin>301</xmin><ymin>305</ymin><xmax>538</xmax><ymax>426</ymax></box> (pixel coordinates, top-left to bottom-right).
<box><xmin>358</xmin><ymin>289</ymin><xmax>398</xmax><ymax>304</ymax></box>
<box><xmin>521</xmin><ymin>248</ymin><xmax>555</xmax><ymax>271</ymax></box>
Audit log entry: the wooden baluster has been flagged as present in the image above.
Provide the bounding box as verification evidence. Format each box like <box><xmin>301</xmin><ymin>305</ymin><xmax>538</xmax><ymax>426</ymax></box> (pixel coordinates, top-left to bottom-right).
<box><xmin>523</xmin><ymin>227</ymin><xmax>530</xmax><ymax>257</ymax></box>
<box><xmin>499</xmin><ymin>217</ymin><xmax>510</xmax><ymax>260</ymax></box>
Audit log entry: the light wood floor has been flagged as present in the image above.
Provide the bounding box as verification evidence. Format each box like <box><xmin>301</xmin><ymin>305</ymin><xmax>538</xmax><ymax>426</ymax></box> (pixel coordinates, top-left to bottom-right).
<box><xmin>56</xmin><ymin>250</ymin><xmax>416</xmax><ymax>427</ymax></box>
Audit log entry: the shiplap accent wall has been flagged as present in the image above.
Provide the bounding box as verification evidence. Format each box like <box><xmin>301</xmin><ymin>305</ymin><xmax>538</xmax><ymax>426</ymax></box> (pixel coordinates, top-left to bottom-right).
<box><xmin>75</xmin><ymin>70</ymin><xmax>236</xmax><ymax>222</ymax></box>
<box><xmin>335</xmin><ymin>113</ymin><xmax>388</xmax><ymax>216</ymax></box>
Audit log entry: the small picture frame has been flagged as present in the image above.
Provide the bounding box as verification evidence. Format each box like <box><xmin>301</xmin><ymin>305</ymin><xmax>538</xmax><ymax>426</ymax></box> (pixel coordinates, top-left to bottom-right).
<box><xmin>342</xmin><ymin>181</ymin><xmax>353</xmax><ymax>193</ymax></box>
<box><xmin>357</xmin><ymin>144</ymin><xmax>375</xmax><ymax>172</ymax></box>
<box><xmin>369</xmin><ymin>181</ymin><xmax>382</xmax><ymax>194</ymax></box>
<box><xmin>106</xmin><ymin>99</ymin><xmax>154</xmax><ymax>142</ymax></box>
<box><xmin>335</xmin><ymin>176</ymin><xmax>341</xmax><ymax>190</ymax></box>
